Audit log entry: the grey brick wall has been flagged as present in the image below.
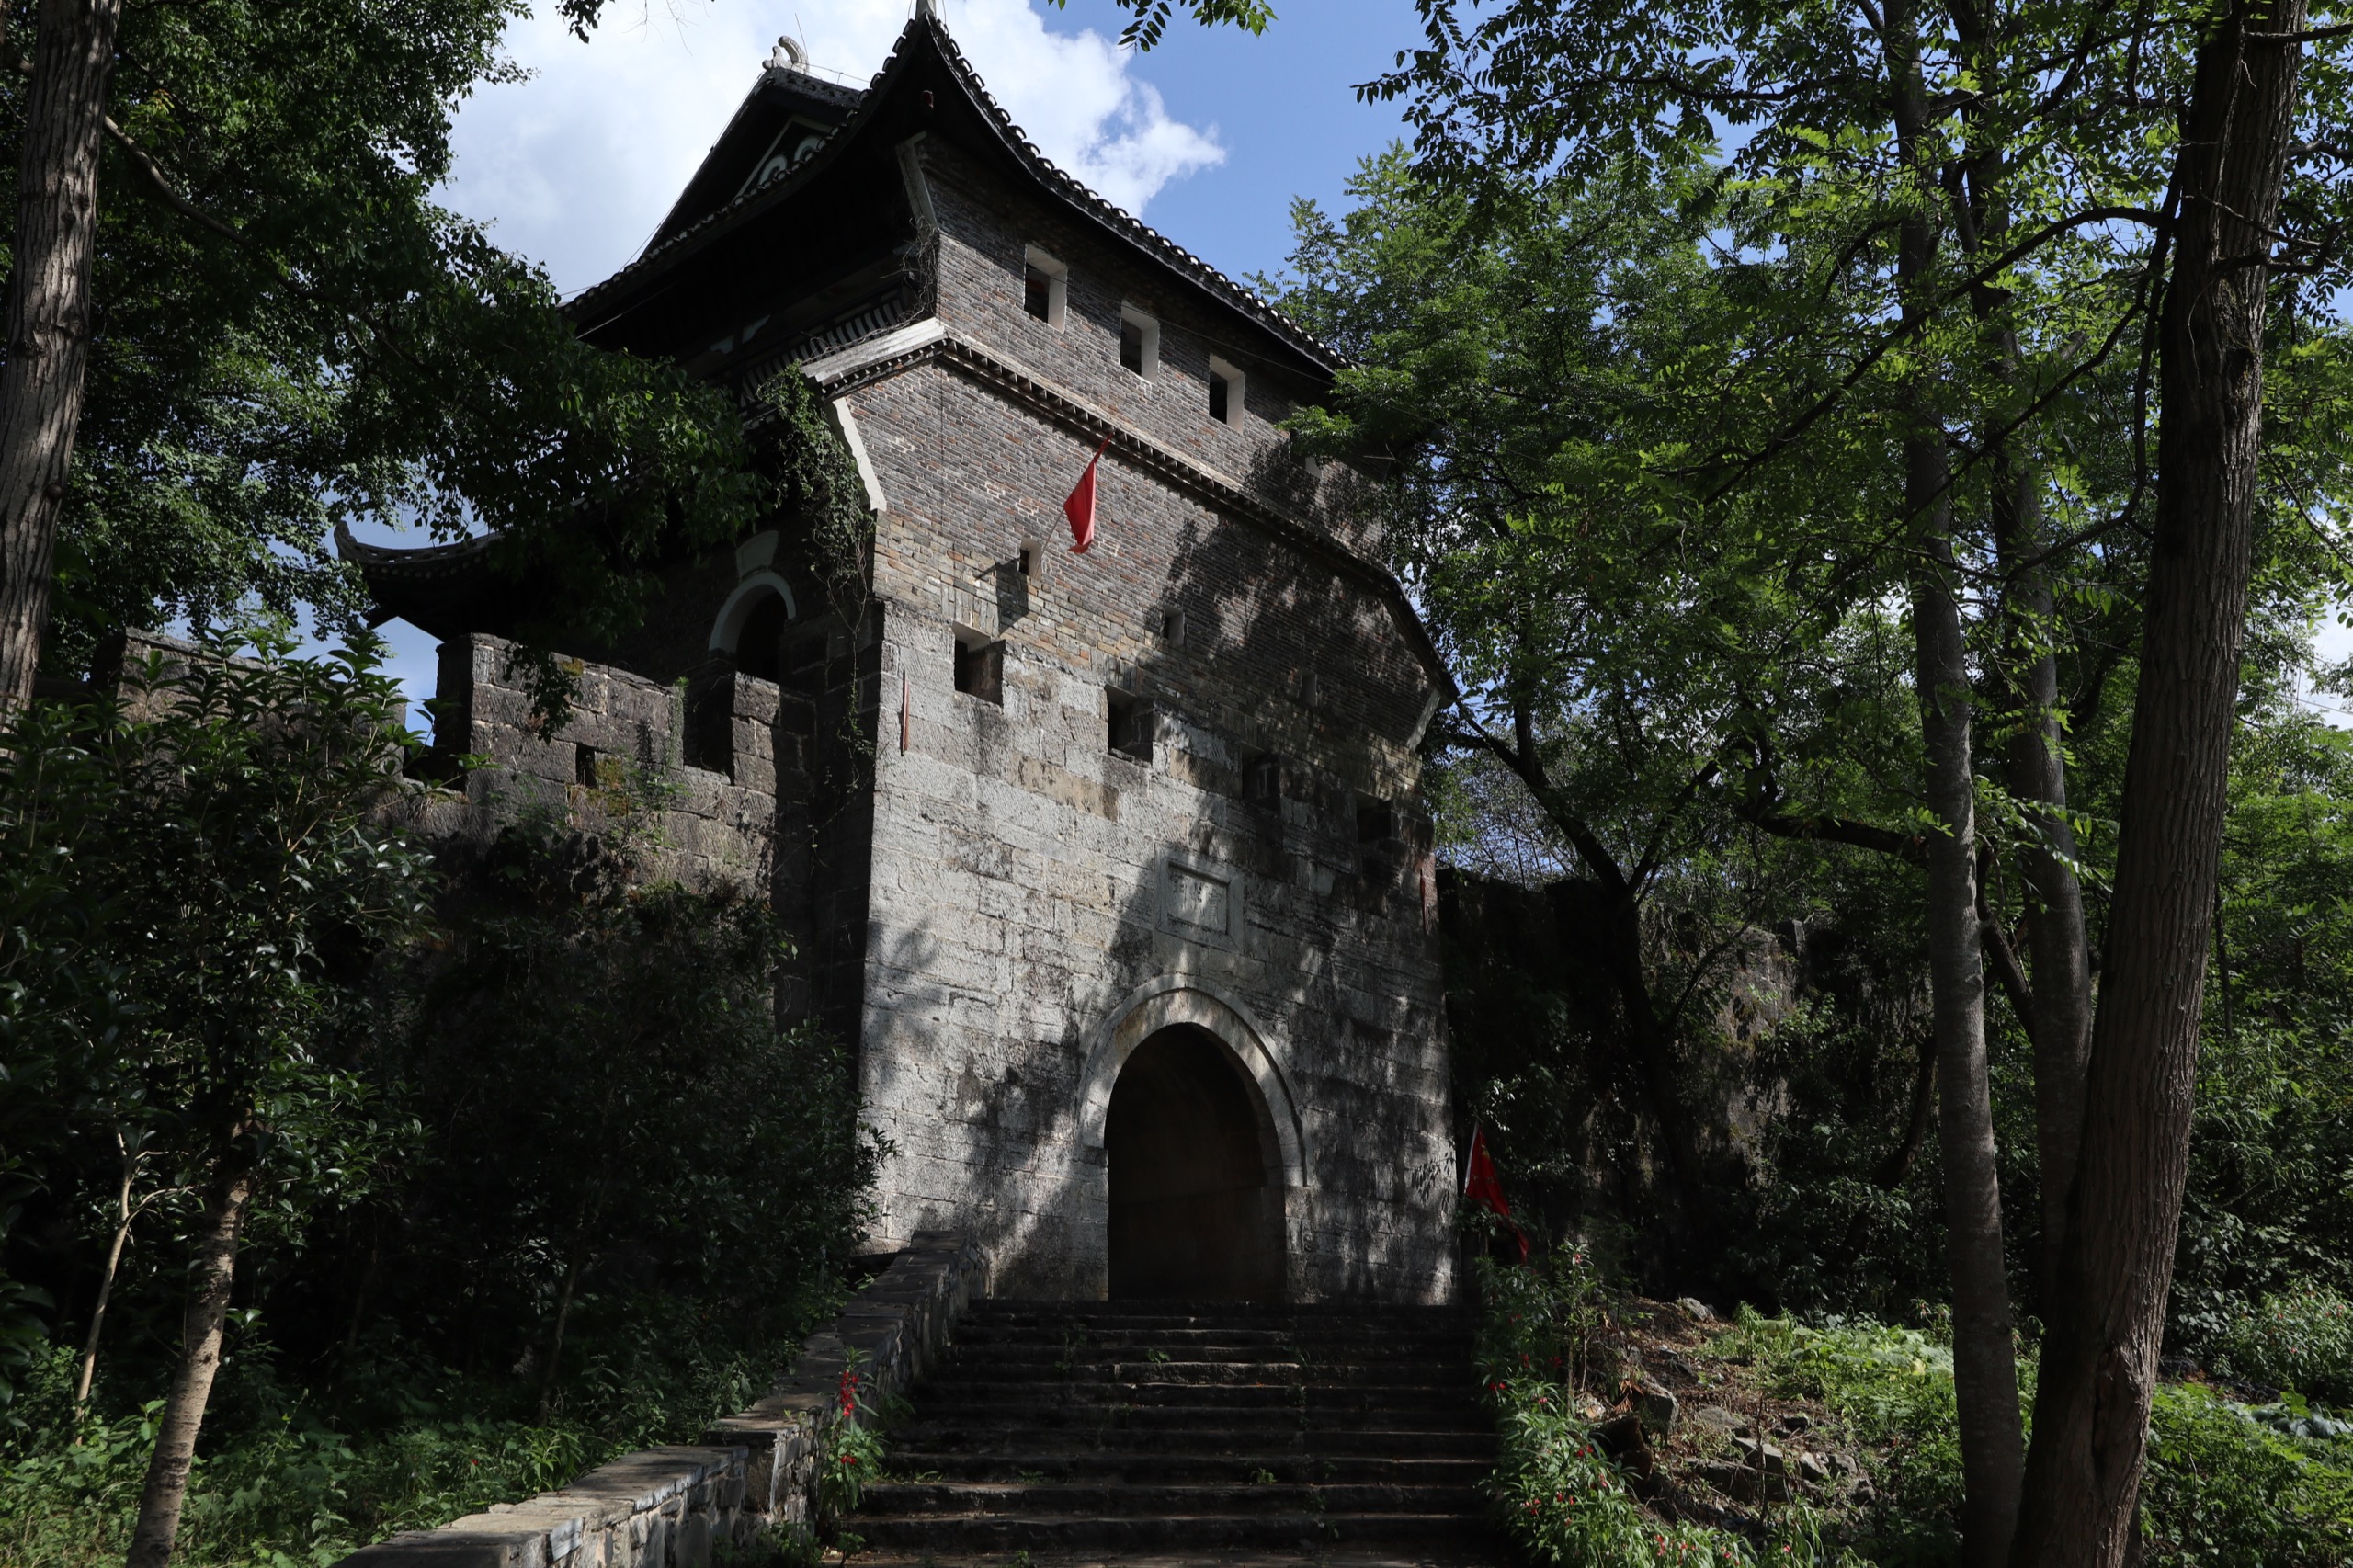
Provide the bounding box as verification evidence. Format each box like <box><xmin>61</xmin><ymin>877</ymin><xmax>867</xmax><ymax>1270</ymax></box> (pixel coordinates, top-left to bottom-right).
<box><xmin>363</xmin><ymin>125</ymin><xmax>1461</xmax><ymax>1306</ymax></box>
<box><xmin>840</xmin><ymin>343</ymin><xmax>1456</xmax><ymax>1301</ymax></box>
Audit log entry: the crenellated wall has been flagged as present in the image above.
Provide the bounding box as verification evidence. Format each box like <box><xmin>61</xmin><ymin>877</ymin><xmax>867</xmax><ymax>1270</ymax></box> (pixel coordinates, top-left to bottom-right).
<box><xmin>388</xmin><ymin>633</ymin><xmax>782</xmax><ymax>896</ymax></box>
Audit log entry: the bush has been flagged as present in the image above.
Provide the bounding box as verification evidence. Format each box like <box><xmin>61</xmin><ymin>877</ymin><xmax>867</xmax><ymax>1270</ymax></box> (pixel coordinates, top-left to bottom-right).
<box><xmin>2142</xmin><ymin>1384</ymin><xmax>2353</xmax><ymax>1567</ymax></box>
<box><xmin>1706</xmin><ymin>1308</ymin><xmax>1966</xmax><ymax>1557</ymax></box>
<box><xmin>2</xmin><ymin>709</ymin><xmax>882</xmax><ymax>1564</ymax></box>
<box><xmin>0</xmin><ymin>1344</ymin><xmax>627</xmax><ymax>1568</ymax></box>
<box><xmin>1478</xmin><ymin>1261</ymin><xmax>1840</xmax><ymax>1568</ymax></box>
<box><xmin>2207</xmin><ymin>1282</ymin><xmax>2353</xmax><ymax>1403</ymax></box>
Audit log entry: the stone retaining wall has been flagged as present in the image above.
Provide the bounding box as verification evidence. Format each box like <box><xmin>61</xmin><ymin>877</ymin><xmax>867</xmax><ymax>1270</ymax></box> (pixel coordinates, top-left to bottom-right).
<box><xmin>334</xmin><ymin>1233</ymin><xmax>985</xmax><ymax>1568</ymax></box>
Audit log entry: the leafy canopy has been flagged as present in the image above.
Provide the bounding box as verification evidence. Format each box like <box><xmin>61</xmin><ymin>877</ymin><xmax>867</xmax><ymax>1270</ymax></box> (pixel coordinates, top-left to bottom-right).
<box><xmin>4</xmin><ymin>0</ymin><xmax>764</xmax><ymax>673</ymax></box>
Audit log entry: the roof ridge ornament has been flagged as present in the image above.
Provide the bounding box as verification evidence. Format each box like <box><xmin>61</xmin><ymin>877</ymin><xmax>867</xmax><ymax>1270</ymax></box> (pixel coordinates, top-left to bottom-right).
<box><xmin>915</xmin><ymin>0</ymin><xmax>938</xmax><ymax>19</ymax></box>
<box><xmin>768</xmin><ymin>35</ymin><xmax>809</xmax><ymax>70</ymax></box>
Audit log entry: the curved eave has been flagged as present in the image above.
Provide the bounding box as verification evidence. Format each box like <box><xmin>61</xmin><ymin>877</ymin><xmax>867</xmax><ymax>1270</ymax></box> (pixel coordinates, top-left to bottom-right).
<box><xmin>567</xmin><ymin>14</ymin><xmax>1346</xmax><ymax>380</ymax></box>
<box><xmin>337</xmin><ymin>526</ymin><xmax>516</xmax><ymax>643</ymax></box>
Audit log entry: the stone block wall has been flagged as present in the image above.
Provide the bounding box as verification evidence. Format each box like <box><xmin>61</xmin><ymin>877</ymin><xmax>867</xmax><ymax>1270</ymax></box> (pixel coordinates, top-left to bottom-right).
<box><xmin>911</xmin><ymin>140</ymin><xmax>1384</xmax><ymax>556</ymax></box>
<box><xmin>334</xmin><ymin>1233</ymin><xmax>985</xmax><ymax>1568</ymax></box>
<box><xmin>835</xmin><ymin>344</ymin><xmax>1458</xmax><ymax>1301</ymax></box>
<box><xmin>392</xmin><ymin>633</ymin><xmax>779</xmax><ymax>896</ymax></box>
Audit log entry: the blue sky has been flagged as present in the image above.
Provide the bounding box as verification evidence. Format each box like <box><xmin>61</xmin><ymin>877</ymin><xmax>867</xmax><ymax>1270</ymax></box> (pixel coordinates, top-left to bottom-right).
<box><xmin>350</xmin><ymin>0</ymin><xmax>2351</xmax><ymax>729</ymax></box>
<box><xmin>438</xmin><ymin>0</ymin><xmax>1421</xmax><ymax>293</ymax></box>
<box><xmin>358</xmin><ymin>0</ymin><xmax>1420</xmax><ymax>729</ymax></box>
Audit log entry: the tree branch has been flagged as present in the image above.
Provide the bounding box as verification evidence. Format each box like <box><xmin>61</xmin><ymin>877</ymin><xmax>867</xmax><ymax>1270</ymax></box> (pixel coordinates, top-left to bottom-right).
<box><xmin>102</xmin><ymin>115</ymin><xmax>247</xmax><ymax>248</ymax></box>
<box><xmin>1977</xmin><ymin>843</ymin><xmax>2039</xmax><ymax>1051</ymax></box>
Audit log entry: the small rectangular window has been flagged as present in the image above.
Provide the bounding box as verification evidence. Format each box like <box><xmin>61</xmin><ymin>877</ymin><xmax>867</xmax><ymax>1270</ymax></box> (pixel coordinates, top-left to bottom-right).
<box><xmin>1019</xmin><ymin>543</ymin><xmax>1040</xmax><ymax>579</ymax></box>
<box><xmin>1022</xmin><ymin>247</ymin><xmax>1067</xmax><ymax>325</ymax></box>
<box><xmin>1357</xmin><ymin>799</ymin><xmax>1397</xmax><ymax>845</ymax></box>
<box><xmin>1243</xmin><ymin>752</ymin><xmax>1283</xmax><ymax>803</ymax></box>
<box><xmin>1298</xmin><ymin>668</ymin><xmax>1320</xmax><ymax>708</ymax></box>
<box><xmin>953</xmin><ymin>631</ymin><xmax>1004</xmax><ymax>705</ymax></box>
<box><xmin>574</xmin><ymin>743</ymin><xmax>601</xmax><ymax>789</ymax></box>
<box><xmin>1208</xmin><ymin>356</ymin><xmax>1244</xmax><ymax>425</ymax></box>
<box><xmin>1158</xmin><ymin>608</ymin><xmax>1187</xmax><ymax>647</ymax></box>
<box><xmin>1108</xmin><ymin>690</ymin><xmax>1154</xmax><ymax>763</ymax></box>
<box><xmin>1119</xmin><ymin>306</ymin><xmax>1159</xmax><ymax>379</ymax></box>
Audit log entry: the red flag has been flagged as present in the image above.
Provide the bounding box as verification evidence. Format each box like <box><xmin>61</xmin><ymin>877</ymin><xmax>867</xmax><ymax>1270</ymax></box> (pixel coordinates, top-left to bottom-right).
<box><xmin>1064</xmin><ymin>436</ymin><xmax>1110</xmax><ymax>554</ymax></box>
<box><xmin>1464</xmin><ymin>1127</ymin><xmax>1530</xmax><ymax>1263</ymax></box>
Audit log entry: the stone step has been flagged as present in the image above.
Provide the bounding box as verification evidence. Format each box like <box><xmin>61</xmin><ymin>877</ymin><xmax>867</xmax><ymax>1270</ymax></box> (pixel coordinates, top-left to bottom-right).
<box><xmin>889</xmin><ymin>1412</ymin><xmax>1496</xmax><ymax>1449</ymax></box>
<box><xmin>852</xmin><ymin>1553</ymin><xmax>1509</xmax><ymax>1568</ymax></box>
<box><xmin>886</xmin><ymin>1452</ymin><xmax>1491</xmax><ymax>1486</ymax></box>
<box><xmin>954</xmin><ymin>1323</ymin><xmax>1478</xmax><ymax>1350</ymax></box>
<box><xmin>846</xmin><ymin>1510</ymin><xmax>1489</xmax><ymax>1553</ymax></box>
<box><xmin>851</xmin><ymin>1552</ymin><xmax>1509</xmax><ymax>1568</ymax></box>
<box><xmin>849</xmin><ymin>1301</ymin><xmax>1499</xmax><ymax>1565</ymax></box>
<box><xmin>860</xmin><ymin>1482</ymin><xmax>1483</xmax><ymax>1518</ymax></box>
<box><xmin>952</xmin><ymin>1340</ymin><xmax>1474</xmax><ymax>1365</ymax></box>
<box><xmin>911</xmin><ymin>1383</ymin><xmax>1483</xmax><ymax>1416</ymax></box>
<box><xmin>976</xmin><ymin>1299</ymin><xmax>1475</xmax><ymax>1319</ymax></box>
<box><xmin>965</xmin><ymin>1312</ymin><xmax>1476</xmax><ymax>1340</ymax></box>
<box><xmin>924</xmin><ymin>1358</ymin><xmax>1471</xmax><ymax>1387</ymax></box>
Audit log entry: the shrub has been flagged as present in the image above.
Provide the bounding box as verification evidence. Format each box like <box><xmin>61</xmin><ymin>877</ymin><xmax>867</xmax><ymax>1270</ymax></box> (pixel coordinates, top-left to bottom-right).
<box><xmin>1491</xmin><ymin>1381</ymin><xmax>1790</xmax><ymax>1568</ymax></box>
<box><xmin>1478</xmin><ymin>1262</ymin><xmax>1839</xmax><ymax>1568</ymax></box>
<box><xmin>0</xmin><ymin>1345</ymin><xmax>627</xmax><ymax>1568</ymax></box>
<box><xmin>2207</xmin><ymin>1282</ymin><xmax>2353</xmax><ymax>1403</ymax></box>
<box><xmin>2142</xmin><ymin>1384</ymin><xmax>2353</xmax><ymax>1567</ymax></box>
<box><xmin>1709</xmin><ymin>1307</ymin><xmax>1967</xmax><ymax>1549</ymax></box>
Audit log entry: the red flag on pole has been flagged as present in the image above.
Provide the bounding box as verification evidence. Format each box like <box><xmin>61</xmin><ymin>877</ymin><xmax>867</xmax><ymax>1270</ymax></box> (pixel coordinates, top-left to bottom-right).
<box><xmin>1464</xmin><ymin>1127</ymin><xmax>1530</xmax><ymax>1263</ymax></box>
<box><xmin>1064</xmin><ymin>435</ymin><xmax>1110</xmax><ymax>554</ymax></box>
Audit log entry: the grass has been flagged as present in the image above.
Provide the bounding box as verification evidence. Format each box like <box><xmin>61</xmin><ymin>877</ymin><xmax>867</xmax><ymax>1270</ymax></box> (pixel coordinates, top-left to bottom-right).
<box><xmin>1478</xmin><ymin>1259</ymin><xmax>2353</xmax><ymax>1568</ymax></box>
<box><xmin>0</xmin><ymin>1338</ymin><xmax>795</xmax><ymax>1568</ymax></box>
<box><xmin>1</xmin><ymin>1396</ymin><xmax>620</xmax><ymax>1568</ymax></box>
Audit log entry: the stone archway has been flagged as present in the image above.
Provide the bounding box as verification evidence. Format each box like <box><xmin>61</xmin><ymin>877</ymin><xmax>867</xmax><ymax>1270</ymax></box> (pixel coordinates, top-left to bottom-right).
<box><xmin>1106</xmin><ymin>1025</ymin><xmax>1284</xmax><ymax>1301</ymax></box>
<box><xmin>1076</xmin><ymin>977</ymin><xmax>1305</xmax><ymax>1301</ymax></box>
<box><xmin>708</xmin><ymin>571</ymin><xmax>799</xmax><ymax>679</ymax></box>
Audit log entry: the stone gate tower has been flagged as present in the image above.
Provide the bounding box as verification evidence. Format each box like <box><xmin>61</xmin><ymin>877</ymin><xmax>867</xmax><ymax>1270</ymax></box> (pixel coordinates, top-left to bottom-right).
<box><xmin>352</xmin><ymin>8</ymin><xmax>1460</xmax><ymax>1302</ymax></box>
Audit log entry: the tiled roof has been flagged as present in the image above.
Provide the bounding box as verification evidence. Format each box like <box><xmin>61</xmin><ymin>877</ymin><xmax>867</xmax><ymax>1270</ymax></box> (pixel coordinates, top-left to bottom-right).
<box><xmin>570</xmin><ymin>13</ymin><xmax>1346</xmax><ymax>375</ymax></box>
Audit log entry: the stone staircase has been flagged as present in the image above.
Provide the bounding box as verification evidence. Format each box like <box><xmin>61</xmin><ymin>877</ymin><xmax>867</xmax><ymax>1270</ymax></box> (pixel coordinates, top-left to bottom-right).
<box><xmin>848</xmin><ymin>1299</ymin><xmax>1507</xmax><ymax>1565</ymax></box>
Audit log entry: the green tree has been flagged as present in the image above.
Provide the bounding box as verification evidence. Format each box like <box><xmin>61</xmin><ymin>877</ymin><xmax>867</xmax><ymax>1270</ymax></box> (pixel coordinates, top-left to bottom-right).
<box><xmin>1278</xmin><ymin>154</ymin><xmax>1910</xmax><ymax>1247</ymax></box>
<box><xmin>1355</xmin><ymin>0</ymin><xmax>2353</xmax><ymax>1552</ymax></box>
<box><xmin>0</xmin><ymin>0</ymin><xmax>765</xmax><ymax>708</ymax></box>
<box><xmin>0</xmin><ymin>633</ymin><xmax>435</xmax><ymax>1568</ymax></box>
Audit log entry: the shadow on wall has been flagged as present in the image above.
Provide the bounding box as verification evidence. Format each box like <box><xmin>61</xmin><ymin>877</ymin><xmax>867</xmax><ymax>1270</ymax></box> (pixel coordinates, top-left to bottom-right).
<box><xmin>861</xmin><ymin>468</ymin><xmax>1455</xmax><ymax>1303</ymax></box>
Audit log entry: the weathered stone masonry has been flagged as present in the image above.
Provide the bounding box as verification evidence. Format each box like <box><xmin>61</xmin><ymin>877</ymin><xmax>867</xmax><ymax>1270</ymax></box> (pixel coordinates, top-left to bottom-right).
<box><xmin>352</xmin><ymin>9</ymin><xmax>1462</xmax><ymax>1309</ymax></box>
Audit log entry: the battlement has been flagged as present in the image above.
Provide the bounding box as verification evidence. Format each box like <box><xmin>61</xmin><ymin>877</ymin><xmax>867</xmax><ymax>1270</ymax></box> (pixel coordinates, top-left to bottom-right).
<box><xmin>399</xmin><ymin>633</ymin><xmax>779</xmax><ymax>893</ymax></box>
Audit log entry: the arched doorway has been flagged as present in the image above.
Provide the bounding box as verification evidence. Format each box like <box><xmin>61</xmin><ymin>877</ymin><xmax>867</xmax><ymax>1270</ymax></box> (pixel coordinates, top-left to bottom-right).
<box><xmin>1106</xmin><ymin>1024</ymin><xmax>1284</xmax><ymax>1301</ymax></box>
<box><xmin>727</xmin><ymin>589</ymin><xmax>790</xmax><ymax>681</ymax></box>
<box><xmin>709</xmin><ymin>572</ymin><xmax>799</xmax><ymax>682</ymax></box>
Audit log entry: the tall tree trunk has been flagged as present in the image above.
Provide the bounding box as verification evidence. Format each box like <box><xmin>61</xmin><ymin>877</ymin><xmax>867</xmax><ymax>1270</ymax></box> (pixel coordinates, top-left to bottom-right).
<box><xmin>1941</xmin><ymin>0</ymin><xmax>2101</xmax><ymax>1302</ymax></box>
<box><xmin>71</xmin><ymin>1134</ymin><xmax>139</xmax><ymax>1419</ymax></box>
<box><xmin>126</xmin><ymin>1165</ymin><xmax>254</xmax><ymax>1568</ymax></box>
<box><xmin>1889</xmin><ymin>6</ymin><xmax>2023</xmax><ymax>1559</ymax></box>
<box><xmin>0</xmin><ymin>0</ymin><xmax>122</xmax><ymax>704</ymax></box>
<box><xmin>1992</xmin><ymin>469</ymin><xmax>2097</xmax><ymax>1298</ymax></box>
<box><xmin>1939</xmin><ymin>0</ymin><xmax>2101</xmax><ymax>1311</ymax></box>
<box><xmin>1908</xmin><ymin>434</ymin><xmax>2026</xmax><ymax>1568</ymax></box>
<box><xmin>2011</xmin><ymin>4</ymin><xmax>2302</xmax><ymax>1562</ymax></box>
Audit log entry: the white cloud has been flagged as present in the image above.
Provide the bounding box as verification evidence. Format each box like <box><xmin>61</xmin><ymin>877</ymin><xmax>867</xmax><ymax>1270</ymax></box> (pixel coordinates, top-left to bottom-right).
<box><xmin>443</xmin><ymin>0</ymin><xmax>1223</xmax><ymax>295</ymax></box>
